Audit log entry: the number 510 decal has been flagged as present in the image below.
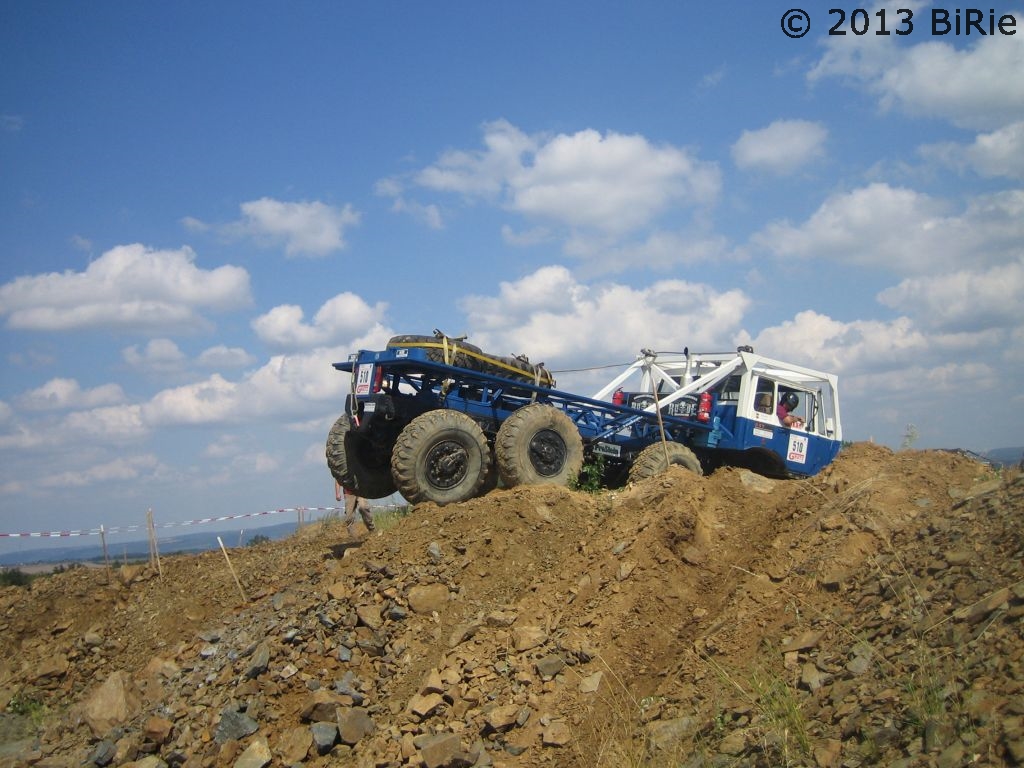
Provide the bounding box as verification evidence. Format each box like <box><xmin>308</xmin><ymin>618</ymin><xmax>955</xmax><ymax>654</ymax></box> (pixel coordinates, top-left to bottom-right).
<box><xmin>788</xmin><ymin>433</ymin><xmax>808</xmax><ymax>464</ymax></box>
<box><xmin>355</xmin><ymin>365</ymin><xmax>375</xmax><ymax>396</ymax></box>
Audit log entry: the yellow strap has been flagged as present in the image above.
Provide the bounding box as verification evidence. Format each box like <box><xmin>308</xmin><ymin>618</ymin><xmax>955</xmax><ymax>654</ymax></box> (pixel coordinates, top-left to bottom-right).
<box><xmin>386</xmin><ymin>339</ymin><xmax>555</xmax><ymax>386</ymax></box>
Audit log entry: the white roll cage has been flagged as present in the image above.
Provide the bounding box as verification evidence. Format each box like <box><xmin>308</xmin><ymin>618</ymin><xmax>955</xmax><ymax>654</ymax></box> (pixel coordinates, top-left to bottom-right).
<box><xmin>592</xmin><ymin>348</ymin><xmax>842</xmax><ymax>441</ymax></box>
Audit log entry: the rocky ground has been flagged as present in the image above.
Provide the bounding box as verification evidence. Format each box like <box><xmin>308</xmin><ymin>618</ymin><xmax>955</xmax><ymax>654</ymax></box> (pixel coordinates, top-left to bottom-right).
<box><xmin>0</xmin><ymin>442</ymin><xmax>1021</xmax><ymax>768</ymax></box>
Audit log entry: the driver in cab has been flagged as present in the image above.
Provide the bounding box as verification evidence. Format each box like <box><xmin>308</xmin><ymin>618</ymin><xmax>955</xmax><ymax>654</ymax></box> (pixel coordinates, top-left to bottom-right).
<box><xmin>777</xmin><ymin>391</ymin><xmax>805</xmax><ymax>428</ymax></box>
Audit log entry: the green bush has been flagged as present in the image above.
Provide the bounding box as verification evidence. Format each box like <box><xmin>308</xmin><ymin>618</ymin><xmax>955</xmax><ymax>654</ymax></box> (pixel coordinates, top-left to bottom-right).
<box><xmin>573</xmin><ymin>455</ymin><xmax>606</xmax><ymax>493</ymax></box>
<box><xmin>0</xmin><ymin>568</ymin><xmax>32</xmax><ymax>588</ymax></box>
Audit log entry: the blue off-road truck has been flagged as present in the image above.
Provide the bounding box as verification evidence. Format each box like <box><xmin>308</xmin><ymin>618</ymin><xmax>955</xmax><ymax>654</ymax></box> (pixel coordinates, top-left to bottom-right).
<box><xmin>326</xmin><ymin>332</ymin><xmax>843</xmax><ymax>505</ymax></box>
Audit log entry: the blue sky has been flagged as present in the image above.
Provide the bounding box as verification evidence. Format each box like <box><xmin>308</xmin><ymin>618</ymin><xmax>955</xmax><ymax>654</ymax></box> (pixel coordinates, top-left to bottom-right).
<box><xmin>2</xmin><ymin>2</ymin><xmax>1022</xmax><ymax>548</ymax></box>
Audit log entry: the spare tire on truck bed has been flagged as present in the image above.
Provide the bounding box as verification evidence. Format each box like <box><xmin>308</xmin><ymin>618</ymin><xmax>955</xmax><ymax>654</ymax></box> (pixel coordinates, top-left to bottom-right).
<box><xmin>387</xmin><ymin>334</ymin><xmax>484</xmax><ymax>372</ymax></box>
<box><xmin>386</xmin><ymin>332</ymin><xmax>555</xmax><ymax>388</ymax></box>
<box><xmin>477</xmin><ymin>354</ymin><xmax>555</xmax><ymax>388</ymax></box>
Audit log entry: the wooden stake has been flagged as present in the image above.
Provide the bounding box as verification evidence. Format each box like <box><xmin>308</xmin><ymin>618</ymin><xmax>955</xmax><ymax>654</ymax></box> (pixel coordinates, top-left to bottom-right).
<box><xmin>217</xmin><ymin>536</ymin><xmax>248</xmax><ymax>604</ymax></box>
<box><xmin>100</xmin><ymin>525</ymin><xmax>111</xmax><ymax>583</ymax></box>
<box><xmin>146</xmin><ymin>508</ymin><xmax>163</xmax><ymax>579</ymax></box>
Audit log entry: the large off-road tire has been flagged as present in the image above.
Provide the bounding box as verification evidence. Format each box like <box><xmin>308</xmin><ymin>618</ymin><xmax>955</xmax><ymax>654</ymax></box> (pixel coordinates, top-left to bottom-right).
<box><xmin>391</xmin><ymin>410</ymin><xmax>491</xmax><ymax>505</ymax></box>
<box><xmin>478</xmin><ymin>447</ymin><xmax>500</xmax><ymax>495</ymax></box>
<box><xmin>325</xmin><ymin>414</ymin><xmax>397</xmax><ymax>499</ymax></box>
<box><xmin>386</xmin><ymin>334</ymin><xmax>482</xmax><ymax>371</ymax></box>
<box><xmin>628</xmin><ymin>441</ymin><xmax>703</xmax><ymax>484</ymax></box>
<box><xmin>495</xmin><ymin>404</ymin><xmax>583</xmax><ymax>488</ymax></box>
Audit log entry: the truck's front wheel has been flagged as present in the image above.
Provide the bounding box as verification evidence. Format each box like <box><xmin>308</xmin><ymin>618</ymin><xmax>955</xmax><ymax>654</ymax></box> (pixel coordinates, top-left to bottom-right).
<box><xmin>628</xmin><ymin>442</ymin><xmax>703</xmax><ymax>483</ymax></box>
<box><xmin>391</xmin><ymin>410</ymin><xmax>491</xmax><ymax>505</ymax></box>
<box><xmin>495</xmin><ymin>404</ymin><xmax>583</xmax><ymax>488</ymax></box>
<box><xmin>326</xmin><ymin>414</ymin><xmax>398</xmax><ymax>498</ymax></box>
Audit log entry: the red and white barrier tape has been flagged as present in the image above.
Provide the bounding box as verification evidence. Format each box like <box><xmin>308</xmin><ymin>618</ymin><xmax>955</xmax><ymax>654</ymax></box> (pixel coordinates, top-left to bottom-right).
<box><xmin>0</xmin><ymin>506</ymin><xmax>344</xmax><ymax>539</ymax></box>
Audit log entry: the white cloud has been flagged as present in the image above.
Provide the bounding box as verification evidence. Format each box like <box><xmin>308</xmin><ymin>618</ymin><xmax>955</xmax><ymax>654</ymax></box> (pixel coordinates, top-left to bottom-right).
<box><xmin>303</xmin><ymin>440</ymin><xmax>327</xmax><ymax>466</ymax></box>
<box><xmin>878</xmin><ymin>258</ymin><xmax>1024</xmax><ymax>332</ymax></box>
<box><xmin>19</xmin><ymin>378</ymin><xmax>126</xmax><ymax>411</ymax></box>
<box><xmin>740</xmin><ymin>310</ymin><xmax>929</xmax><ymax>375</ymax></box>
<box><xmin>460</xmin><ymin>266</ymin><xmax>750</xmax><ymax>366</ymax></box>
<box><xmin>416</xmin><ymin>119</ymin><xmax>536</xmax><ymax>197</ymax></box>
<box><xmin>754</xmin><ymin>184</ymin><xmax>1024</xmax><ymax>275</ymax></box>
<box><xmin>1008</xmin><ymin>328</ymin><xmax>1024</xmax><ymax>363</ymax></box>
<box><xmin>4</xmin><ymin>339</ymin><xmax>376</xmax><ymax>452</ymax></box>
<box><xmin>0</xmin><ymin>244</ymin><xmax>251</xmax><ymax>332</ymax></box>
<box><xmin>390</xmin><ymin>197</ymin><xmax>444</xmax><ymax>229</ymax></box>
<box><xmin>229</xmin><ymin>197</ymin><xmax>361</xmax><ymax>256</ymax></box>
<box><xmin>6</xmin><ymin>349</ymin><xmax>56</xmax><ymax>368</ymax></box>
<box><xmin>740</xmin><ymin>309</ymin><xmax>1012</xmax><ymax>392</ymax></box>
<box><xmin>38</xmin><ymin>454</ymin><xmax>161</xmax><ymax>489</ymax></box>
<box><xmin>123</xmin><ymin>340</ymin><xmax>256</xmax><ymax>373</ymax></box>
<box><xmin>122</xmin><ymin>339</ymin><xmax>187</xmax><ymax>373</ymax></box>
<box><xmin>227</xmin><ymin>451</ymin><xmax>280</xmax><ymax>475</ymax></box>
<box><xmin>920</xmin><ymin>121</ymin><xmax>1024</xmax><ymax>180</ymax></box>
<box><xmin>500</xmin><ymin>225</ymin><xmax>553</xmax><ymax>247</ymax></box>
<box><xmin>197</xmin><ymin>345</ymin><xmax>256</xmax><ymax>368</ymax></box>
<box><xmin>63</xmin><ymin>404</ymin><xmax>147</xmax><ymax>440</ymax></box>
<box><xmin>376</xmin><ymin>178</ymin><xmax>445</xmax><ymax>229</ymax></box>
<box><xmin>251</xmin><ymin>292</ymin><xmax>390</xmax><ymax>350</ymax></box>
<box><xmin>568</xmin><ymin>230</ymin><xmax>734</xmax><ymax>274</ymax></box>
<box><xmin>129</xmin><ymin>343</ymin><xmax>366</xmax><ymax>430</ymax></box>
<box><xmin>142</xmin><ymin>374</ymin><xmax>238</xmax><ymax>427</ymax></box>
<box><xmin>414</xmin><ymin>120</ymin><xmax>720</xmax><ymax>236</ymax></box>
<box><xmin>0</xmin><ymin>425</ymin><xmax>50</xmax><ymax>452</ymax></box>
<box><xmin>732</xmin><ymin>119</ymin><xmax>827</xmax><ymax>174</ymax></box>
<box><xmin>203</xmin><ymin>434</ymin><xmax>241</xmax><ymax>459</ymax></box>
<box><xmin>180</xmin><ymin>215</ymin><xmax>209</xmax><ymax>233</ymax></box>
<box><xmin>809</xmin><ymin>19</ymin><xmax>1024</xmax><ymax>130</ymax></box>
<box><xmin>738</xmin><ymin>305</ymin><xmax>1019</xmax><ymax>448</ymax></box>
<box><xmin>511</xmin><ymin>129</ymin><xmax>720</xmax><ymax>233</ymax></box>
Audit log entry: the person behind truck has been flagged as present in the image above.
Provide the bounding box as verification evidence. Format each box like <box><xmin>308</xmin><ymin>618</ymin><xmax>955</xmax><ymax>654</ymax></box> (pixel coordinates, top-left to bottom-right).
<box><xmin>777</xmin><ymin>391</ymin><xmax>804</xmax><ymax>428</ymax></box>
<box><xmin>334</xmin><ymin>479</ymin><xmax>376</xmax><ymax>536</ymax></box>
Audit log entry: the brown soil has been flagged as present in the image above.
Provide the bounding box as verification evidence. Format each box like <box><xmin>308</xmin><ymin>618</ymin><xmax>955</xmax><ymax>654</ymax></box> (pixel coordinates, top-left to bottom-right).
<box><xmin>0</xmin><ymin>443</ymin><xmax>1021</xmax><ymax>767</ymax></box>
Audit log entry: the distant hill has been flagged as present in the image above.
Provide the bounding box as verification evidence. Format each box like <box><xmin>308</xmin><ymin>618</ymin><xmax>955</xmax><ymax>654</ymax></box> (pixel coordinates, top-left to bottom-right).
<box><xmin>986</xmin><ymin>446</ymin><xmax>1024</xmax><ymax>467</ymax></box>
<box><xmin>0</xmin><ymin>521</ymin><xmax>302</xmax><ymax>568</ymax></box>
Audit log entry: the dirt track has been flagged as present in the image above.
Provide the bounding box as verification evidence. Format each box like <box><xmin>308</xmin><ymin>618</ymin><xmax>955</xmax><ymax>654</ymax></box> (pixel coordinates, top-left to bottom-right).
<box><xmin>0</xmin><ymin>443</ymin><xmax>1021</xmax><ymax>767</ymax></box>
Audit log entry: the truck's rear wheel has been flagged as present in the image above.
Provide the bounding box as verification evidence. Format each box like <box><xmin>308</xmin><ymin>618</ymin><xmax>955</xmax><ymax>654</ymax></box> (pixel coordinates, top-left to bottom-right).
<box><xmin>391</xmin><ymin>410</ymin><xmax>490</xmax><ymax>505</ymax></box>
<box><xmin>326</xmin><ymin>414</ymin><xmax>397</xmax><ymax>499</ymax></box>
<box><xmin>628</xmin><ymin>441</ymin><xmax>703</xmax><ymax>483</ymax></box>
<box><xmin>495</xmin><ymin>404</ymin><xmax>583</xmax><ymax>488</ymax></box>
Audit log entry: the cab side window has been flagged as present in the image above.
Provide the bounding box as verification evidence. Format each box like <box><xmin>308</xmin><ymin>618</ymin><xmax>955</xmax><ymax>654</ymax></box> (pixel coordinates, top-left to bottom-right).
<box><xmin>753</xmin><ymin>377</ymin><xmax>775</xmax><ymax>415</ymax></box>
<box><xmin>717</xmin><ymin>374</ymin><xmax>742</xmax><ymax>404</ymax></box>
<box><xmin>777</xmin><ymin>389</ymin><xmax>807</xmax><ymax>429</ymax></box>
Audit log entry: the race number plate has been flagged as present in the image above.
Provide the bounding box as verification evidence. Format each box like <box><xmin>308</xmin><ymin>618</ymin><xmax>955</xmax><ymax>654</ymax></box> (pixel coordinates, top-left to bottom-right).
<box><xmin>787</xmin><ymin>433</ymin><xmax>808</xmax><ymax>464</ymax></box>
<box><xmin>355</xmin><ymin>364</ymin><xmax>375</xmax><ymax>396</ymax></box>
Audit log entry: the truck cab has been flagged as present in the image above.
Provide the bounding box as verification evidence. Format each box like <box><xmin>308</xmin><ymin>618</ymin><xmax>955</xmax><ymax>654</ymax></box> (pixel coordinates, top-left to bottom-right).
<box><xmin>593</xmin><ymin>348</ymin><xmax>842</xmax><ymax>478</ymax></box>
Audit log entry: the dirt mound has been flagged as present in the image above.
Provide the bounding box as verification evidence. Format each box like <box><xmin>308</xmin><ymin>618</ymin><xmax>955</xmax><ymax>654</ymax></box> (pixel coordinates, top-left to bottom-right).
<box><xmin>1</xmin><ymin>443</ymin><xmax>1021</xmax><ymax>767</ymax></box>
